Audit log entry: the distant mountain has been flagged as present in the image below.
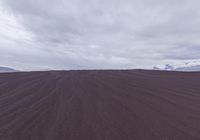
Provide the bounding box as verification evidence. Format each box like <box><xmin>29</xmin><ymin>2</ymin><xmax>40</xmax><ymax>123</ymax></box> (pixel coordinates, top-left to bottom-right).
<box><xmin>164</xmin><ymin>64</ymin><xmax>175</xmax><ymax>71</ymax></box>
<box><xmin>0</xmin><ymin>66</ymin><xmax>18</xmax><ymax>73</ymax></box>
<box><xmin>158</xmin><ymin>62</ymin><xmax>200</xmax><ymax>72</ymax></box>
<box><xmin>153</xmin><ymin>67</ymin><xmax>160</xmax><ymax>70</ymax></box>
<box><xmin>175</xmin><ymin>65</ymin><xmax>200</xmax><ymax>71</ymax></box>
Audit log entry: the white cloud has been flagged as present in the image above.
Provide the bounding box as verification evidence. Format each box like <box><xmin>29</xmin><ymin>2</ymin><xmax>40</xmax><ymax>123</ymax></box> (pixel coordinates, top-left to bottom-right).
<box><xmin>1</xmin><ymin>0</ymin><xmax>200</xmax><ymax>70</ymax></box>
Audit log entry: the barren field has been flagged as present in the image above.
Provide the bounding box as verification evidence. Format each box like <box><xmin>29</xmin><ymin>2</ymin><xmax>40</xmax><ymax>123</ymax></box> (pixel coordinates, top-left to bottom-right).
<box><xmin>1</xmin><ymin>70</ymin><xmax>200</xmax><ymax>140</ymax></box>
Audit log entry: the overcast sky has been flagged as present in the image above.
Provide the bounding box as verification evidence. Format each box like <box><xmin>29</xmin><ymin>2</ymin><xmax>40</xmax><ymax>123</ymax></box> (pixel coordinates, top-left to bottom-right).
<box><xmin>0</xmin><ymin>0</ymin><xmax>200</xmax><ymax>70</ymax></box>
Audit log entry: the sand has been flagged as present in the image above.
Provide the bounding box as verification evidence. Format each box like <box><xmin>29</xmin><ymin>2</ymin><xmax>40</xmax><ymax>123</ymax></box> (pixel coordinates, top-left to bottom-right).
<box><xmin>1</xmin><ymin>70</ymin><xmax>200</xmax><ymax>140</ymax></box>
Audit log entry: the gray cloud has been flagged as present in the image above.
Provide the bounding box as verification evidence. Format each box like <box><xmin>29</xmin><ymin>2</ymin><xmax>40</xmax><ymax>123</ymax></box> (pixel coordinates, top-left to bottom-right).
<box><xmin>1</xmin><ymin>0</ymin><xmax>200</xmax><ymax>70</ymax></box>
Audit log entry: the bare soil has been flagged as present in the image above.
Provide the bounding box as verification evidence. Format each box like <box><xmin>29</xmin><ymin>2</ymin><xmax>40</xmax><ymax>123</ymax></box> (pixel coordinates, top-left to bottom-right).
<box><xmin>1</xmin><ymin>70</ymin><xmax>200</xmax><ymax>140</ymax></box>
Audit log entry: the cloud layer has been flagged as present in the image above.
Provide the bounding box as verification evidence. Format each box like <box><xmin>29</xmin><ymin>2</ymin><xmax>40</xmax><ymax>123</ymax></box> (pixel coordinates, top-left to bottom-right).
<box><xmin>1</xmin><ymin>0</ymin><xmax>200</xmax><ymax>70</ymax></box>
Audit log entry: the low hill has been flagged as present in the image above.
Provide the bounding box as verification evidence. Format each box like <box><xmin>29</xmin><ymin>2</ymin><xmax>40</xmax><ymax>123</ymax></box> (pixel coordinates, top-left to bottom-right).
<box><xmin>0</xmin><ymin>66</ymin><xmax>17</xmax><ymax>73</ymax></box>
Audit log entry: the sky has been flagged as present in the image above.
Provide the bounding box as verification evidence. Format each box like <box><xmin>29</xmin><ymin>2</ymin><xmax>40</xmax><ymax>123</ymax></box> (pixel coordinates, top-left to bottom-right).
<box><xmin>0</xmin><ymin>0</ymin><xmax>200</xmax><ymax>70</ymax></box>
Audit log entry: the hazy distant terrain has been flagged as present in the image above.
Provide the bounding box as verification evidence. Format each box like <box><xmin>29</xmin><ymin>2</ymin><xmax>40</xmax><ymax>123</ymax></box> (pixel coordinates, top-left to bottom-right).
<box><xmin>1</xmin><ymin>70</ymin><xmax>200</xmax><ymax>140</ymax></box>
<box><xmin>175</xmin><ymin>65</ymin><xmax>200</xmax><ymax>71</ymax></box>
<box><xmin>154</xmin><ymin>62</ymin><xmax>200</xmax><ymax>71</ymax></box>
<box><xmin>0</xmin><ymin>66</ymin><xmax>17</xmax><ymax>73</ymax></box>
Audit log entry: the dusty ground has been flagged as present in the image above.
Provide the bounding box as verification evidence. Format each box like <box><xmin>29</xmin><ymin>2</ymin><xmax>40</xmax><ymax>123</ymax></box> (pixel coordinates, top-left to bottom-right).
<box><xmin>1</xmin><ymin>70</ymin><xmax>200</xmax><ymax>140</ymax></box>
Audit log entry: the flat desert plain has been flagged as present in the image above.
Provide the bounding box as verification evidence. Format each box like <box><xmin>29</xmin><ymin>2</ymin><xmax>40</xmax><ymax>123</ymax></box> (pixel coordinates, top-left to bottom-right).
<box><xmin>1</xmin><ymin>70</ymin><xmax>200</xmax><ymax>140</ymax></box>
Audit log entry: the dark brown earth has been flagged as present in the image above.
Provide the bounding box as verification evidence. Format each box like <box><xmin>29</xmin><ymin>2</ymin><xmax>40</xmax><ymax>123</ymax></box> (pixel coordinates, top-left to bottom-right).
<box><xmin>1</xmin><ymin>70</ymin><xmax>200</xmax><ymax>140</ymax></box>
